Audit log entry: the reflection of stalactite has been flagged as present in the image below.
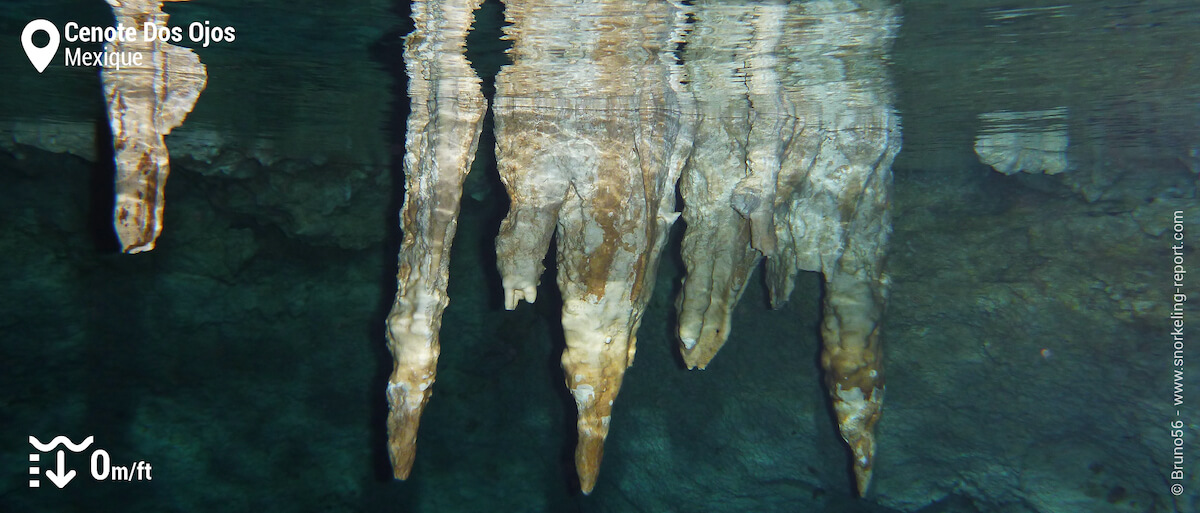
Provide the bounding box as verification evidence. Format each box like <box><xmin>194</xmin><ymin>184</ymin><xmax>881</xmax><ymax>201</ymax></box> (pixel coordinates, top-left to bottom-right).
<box><xmin>385</xmin><ymin>0</ymin><xmax>486</xmax><ymax>480</ymax></box>
<box><xmin>492</xmin><ymin>0</ymin><xmax>694</xmax><ymax>494</ymax></box>
<box><xmin>975</xmin><ymin>108</ymin><xmax>1070</xmax><ymax>175</ymax></box>
<box><xmin>678</xmin><ymin>0</ymin><xmax>901</xmax><ymax>495</ymax></box>
<box><xmin>102</xmin><ymin>0</ymin><xmax>206</xmax><ymax>253</ymax></box>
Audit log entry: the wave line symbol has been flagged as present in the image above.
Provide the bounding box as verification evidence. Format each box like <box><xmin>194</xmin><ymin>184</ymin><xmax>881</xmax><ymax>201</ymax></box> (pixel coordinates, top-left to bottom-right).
<box><xmin>29</xmin><ymin>436</ymin><xmax>94</xmax><ymax>453</ymax></box>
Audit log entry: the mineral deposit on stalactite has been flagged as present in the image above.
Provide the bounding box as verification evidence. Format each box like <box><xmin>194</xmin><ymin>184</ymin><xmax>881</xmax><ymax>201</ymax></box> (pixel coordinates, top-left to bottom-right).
<box><xmin>676</xmin><ymin>0</ymin><xmax>902</xmax><ymax>495</ymax></box>
<box><xmin>492</xmin><ymin>0</ymin><xmax>694</xmax><ymax>494</ymax></box>
<box><xmin>102</xmin><ymin>0</ymin><xmax>206</xmax><ymax>254</ymax></box>
<box><xmin>385</xmin><ymin>0</ymin><xmax>486</xmax><ymax>480</ymax></box>
<box><xmin>975</xmin><ymin>107</ymin><xmax>1070</xmax><ymax>175</ymax></box>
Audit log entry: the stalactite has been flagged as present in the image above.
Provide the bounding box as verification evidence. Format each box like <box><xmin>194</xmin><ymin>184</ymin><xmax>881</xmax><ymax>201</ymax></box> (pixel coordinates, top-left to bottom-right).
<box><xmin>385</xmin><ymin>0</ymin><xmax>487</xmax><ymax>480</ymax></box>
<box><xmin>492</xmin><ymin>0</ymin><xmax>695</xmax><ymax>493</ymax></box>
<box><xmin>676</xmin><ymin>0</ymin><xmax>902</xmax><ymax>495</ymax></box>
<box><xmin>767</xmin><ymin>3</ymin><xmax>900</xmax><ymax>493</ymax></box>
<box><xmin>102</xmin><ymin>0</ymin><xmax>207</xmax><ymax>253</ymax></box>
<box><xmin>675</xmin><ymin>1</ymin><xmax>763</xmax><ymax>370</ymax></box>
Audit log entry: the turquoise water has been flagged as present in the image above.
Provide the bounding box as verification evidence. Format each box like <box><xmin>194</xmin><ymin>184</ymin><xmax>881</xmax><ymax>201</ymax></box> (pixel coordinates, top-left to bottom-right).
<box><xmin>1</xmin><ymin>1</ymin><xmax>1197</xmax><ymax>512</ymax></box>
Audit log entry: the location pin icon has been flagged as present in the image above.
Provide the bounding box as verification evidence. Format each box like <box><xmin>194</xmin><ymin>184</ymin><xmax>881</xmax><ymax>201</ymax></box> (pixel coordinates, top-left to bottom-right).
<box><xmin>22</xmin><ymin>20</ymin><xmax>60</xmax><ymax>74</ymax></box>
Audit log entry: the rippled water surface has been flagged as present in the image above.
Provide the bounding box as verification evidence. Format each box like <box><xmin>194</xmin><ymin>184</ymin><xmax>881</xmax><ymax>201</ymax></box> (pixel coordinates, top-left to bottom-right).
<box><xmin>2</xmin><ymin>0</ymin><xmax>1194</xmax><ymax>167</ymax></box>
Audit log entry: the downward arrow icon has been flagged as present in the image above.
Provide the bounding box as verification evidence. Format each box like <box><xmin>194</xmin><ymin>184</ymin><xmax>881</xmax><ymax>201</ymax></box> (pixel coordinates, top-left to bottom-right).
<box><xmin>45</xmin><ymin>450</ymin><xmax>76</xmax><ymax>488</ymax></box>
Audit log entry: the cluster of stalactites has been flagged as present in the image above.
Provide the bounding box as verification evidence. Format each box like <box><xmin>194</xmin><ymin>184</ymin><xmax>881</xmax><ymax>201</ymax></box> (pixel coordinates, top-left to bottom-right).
<box><xmin>102</xmin><ymin>0</ymin><xmax>207</xmax><ymax>253</ymax></box>
<box><xmin>675</xmin><ymin>0</ymin><xmax>901</xmax><ymax>495</ymax></box>
<box><xmin>386</xmin><ymin>0</ymin><xmax>901</xmax><ymax>497</ymax></box>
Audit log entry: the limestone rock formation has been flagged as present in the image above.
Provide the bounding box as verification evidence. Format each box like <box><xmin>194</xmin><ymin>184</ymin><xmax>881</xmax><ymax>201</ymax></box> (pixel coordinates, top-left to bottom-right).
<box><xmin>492</xmin><ymin>0</ymin><xmax>694</xmax><ymax>494</ymax></box>
<box><xmin>676</xmin><ymin>0</ymin><xmax>902</xmax><ymax>495</ymax></box>
<box><xmin>974</xmin><ymin>107</ymin><xmax>1070</xmax><ymax>175</ymax></box>
<box><xmin>102</xmin><ymin>0</ymin><xmax>207</xmax><ymax>253</ymax></box>
<box><xmin>385</xmin><ymin>0</ymin><xmax>487</xmax><ymax>480</ymax></box>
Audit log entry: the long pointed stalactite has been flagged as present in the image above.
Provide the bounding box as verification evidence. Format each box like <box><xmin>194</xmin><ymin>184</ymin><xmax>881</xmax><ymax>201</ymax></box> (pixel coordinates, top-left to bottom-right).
<box><xmin>492</xmin><ymin>0</ymin><xmax>695</xmax><ymax>494</ymax></box>
<box><xmin>766</xmin><ymin>2</ymin><xmax>900</xmax><ymax>494</ymax></box>
<box><xmin>384</xmin><ymin>0</ymin><xmax>487</xmax><ymax>480</ymax></box>
<box><xmin>102</xmin><ymin>0</ymin><xmax>207</xmax><ymax>253</ymax></box>
<box><xmin>388</xmin><ymin>0</ymin><xmax>901</xmax><ymax>496</ymax></box>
